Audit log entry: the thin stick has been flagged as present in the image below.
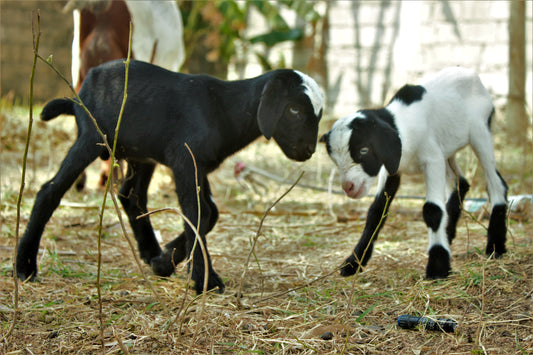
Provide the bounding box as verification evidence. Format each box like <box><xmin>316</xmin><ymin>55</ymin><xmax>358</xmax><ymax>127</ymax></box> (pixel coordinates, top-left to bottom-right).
<box><xmin>182</xmin><ymin>143</ymin><xmax>211</xmax><ymax>352</ymax></box>
<box><xmin>4</xmin><ymin>10</ymin><xmax>41</xmax><ymax>343</ymax></box>
<box><xmin>235</xmin><ymin>171</ymin><xmax>305</xmax><ymax>307</ymax></box>
<box><xmin>352</xmin><ymin>192</ymin><xmax>392</xmax><ymax>275</ymax></box>
<box><xmin>345</xmin><ymin>192</ymin><xmax>391</xmax><ymax>317</ymax></box>
<box><xmin>137</xmin><ymin>207</ymin><xmax>210</xmax><ymax>329</ymax></box>
<box><xmin>93</xmin><ymin>22</ymin><xmax>133</xmax><ymax>352</ymax></box>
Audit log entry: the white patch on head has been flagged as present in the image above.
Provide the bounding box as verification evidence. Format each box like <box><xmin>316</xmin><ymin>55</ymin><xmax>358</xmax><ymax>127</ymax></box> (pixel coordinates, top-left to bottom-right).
<box><xmin>327</xmin><ymin>112</ymin><xmax>376</xmax><ymax>199</ymax></box>
<box><xmin>295</xmin><ymin>70</ymin><xmax>323</xmax><ymax>116</ymax></box>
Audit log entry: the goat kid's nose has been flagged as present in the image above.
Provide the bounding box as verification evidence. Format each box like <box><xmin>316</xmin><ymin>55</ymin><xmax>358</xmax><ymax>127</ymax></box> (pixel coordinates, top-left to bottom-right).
<box><xmin>342</xmin><ymin>181</ymin><xmax>354</xmax><ymax>194</ymax></box>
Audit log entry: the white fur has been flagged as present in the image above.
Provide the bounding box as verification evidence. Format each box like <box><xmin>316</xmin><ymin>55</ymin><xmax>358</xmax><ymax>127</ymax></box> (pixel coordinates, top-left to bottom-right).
<box><xmin>295</xmin><ymin>70</ymin><xmax>323</xmax><ymax>116</ymax></box>
<box><xmin>328</xmin><ymin>112</ymin><xmax>374</xmax><ymax>197</ymax></box>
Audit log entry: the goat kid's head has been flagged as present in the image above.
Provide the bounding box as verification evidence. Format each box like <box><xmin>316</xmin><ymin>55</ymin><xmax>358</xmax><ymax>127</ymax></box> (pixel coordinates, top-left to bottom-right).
<box><xmin>320</xmin><ymin>110</ymin><xmax>401</xmax><ymax>199</ymax></box>
<box><xmin>257</xmin><ymin>70</ymin><xmax>323</xmax><ymax>161</ymax></box>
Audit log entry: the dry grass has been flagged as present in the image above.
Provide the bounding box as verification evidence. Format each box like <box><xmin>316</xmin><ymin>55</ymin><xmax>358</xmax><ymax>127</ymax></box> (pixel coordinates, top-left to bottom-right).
<box><xmin>1</xmin><ymin>100</ymin><xmax>532</xmax><ymax>354</ymax></box>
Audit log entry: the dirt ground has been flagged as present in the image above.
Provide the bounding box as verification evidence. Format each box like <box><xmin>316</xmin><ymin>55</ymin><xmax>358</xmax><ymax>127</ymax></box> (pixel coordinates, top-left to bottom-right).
<box><xmin>1</xmin><ymin>103</ymin><xmax>532</xmax><ymax>354</ymax></box>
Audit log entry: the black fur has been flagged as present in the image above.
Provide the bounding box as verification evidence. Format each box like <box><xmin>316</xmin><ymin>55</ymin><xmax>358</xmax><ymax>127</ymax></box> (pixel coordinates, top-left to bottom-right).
<box><xmin>40</xmin><ymin>98</ymin><xmax>76</xmax><ymax>121</ymax></box>
<box><xmin>446</xmin><ymin>176</ymin><xmax>470</xmax><ymax>243</ymax></box>
<box><xmin>347</xmin><ymin>110</ymin><xmax>402</xmax><ymax>176</ymax></box>
<box><xmin>426</xmin><ymin>244</ymin><xmax>451</xmax><ymax>279</ymax></box>
<box><xmin>486</xmin><ymin>203</ymin><xmax>508</xmax><ymax>258</ymax></box>
<box><xmin>423</xmin><ymin>202</ymin><xmax>443</xmax><ymax>232</ymax></box>
<box><xmin>16</xmin><ymin>60</ymin><xmax>322</xmax><ymax>294</ymax></box>
<box><xmin>389</xmin><ymin>84</ymin><xmax>426</xmax><ymax>105</ymax></box>
<box><xmin>340</xmin><ymin>174</ymin><xmax>401</xmax><ymax>276</ymax></box>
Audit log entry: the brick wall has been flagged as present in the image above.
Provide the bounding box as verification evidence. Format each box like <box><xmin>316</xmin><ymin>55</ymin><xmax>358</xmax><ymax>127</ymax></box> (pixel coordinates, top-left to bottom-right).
<box><xmin>325</xmin><ymin>0</ymin><xmax>532</xmax><ymax>117</ymax></box>
<box><xmin>1</xmin><ymin>0</ymin><xmax>531</xmax><ymax>114</ymax></box>
<box><xmin>1</xmin><ymin>1</ymin><xmax>73</xmax><ymax>103</ymax></box>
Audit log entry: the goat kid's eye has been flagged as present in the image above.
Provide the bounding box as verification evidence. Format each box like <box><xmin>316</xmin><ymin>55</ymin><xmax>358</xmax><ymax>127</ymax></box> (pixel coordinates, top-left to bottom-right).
<box><xmin>360</xmin><ymin>147</ymin><xmax>369</xmax><ymax>155</ymax></box>
<box><xmin>289</xmin><ymin>106</ymin><xmax>300</xmax><ymax>115</ymax></box>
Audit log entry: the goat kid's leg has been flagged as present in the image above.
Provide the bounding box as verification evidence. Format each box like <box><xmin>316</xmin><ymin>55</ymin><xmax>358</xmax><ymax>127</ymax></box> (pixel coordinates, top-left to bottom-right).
<box><xmin>151</xmin><ymin>178</ymin><xmax>220</xmax><ymax>275</ymax></box>
<box><xmin>152</xmin><ymin>175</ymin><xmax>224</xmax><ymax>293</ymax></box>
<box><xmin>341</xmin><ymin>173</ymin><xmax>400</xmax><ymax>277</ymax></box>
<box><xmin>445</xmin><ymin>158</ymin><xmax>470</xmax><ymax>244</ymax></box>
<box><xmin>17</xmin><ymin>141</ymin><xmax>100</xmax><ymax>281</ymax></box>
<box><xmin>118</xmin><ymin>162</ymin><xmax>162</xmax><ymax>265</ymax></box>
<box><xmin>470</xmin><ymin>127</ymin><xmax>508</xmax><ymax>258</ymax></box>
<box><xmin>424</xmin><ymin>161</ymin><xmax>453</xmax><ymax>279</ymax></box>
<box><xmin>486</xmin><ymin>170</ymin><xmax>508</xmax><ymax>258</ymax></box>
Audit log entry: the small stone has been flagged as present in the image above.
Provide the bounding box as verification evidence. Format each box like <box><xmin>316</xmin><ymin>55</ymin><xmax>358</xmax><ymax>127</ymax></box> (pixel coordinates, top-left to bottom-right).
<box><xmin>320</xmin><ymin>331</ymin><xmax>334</xmax><ymax>340</ymax></box>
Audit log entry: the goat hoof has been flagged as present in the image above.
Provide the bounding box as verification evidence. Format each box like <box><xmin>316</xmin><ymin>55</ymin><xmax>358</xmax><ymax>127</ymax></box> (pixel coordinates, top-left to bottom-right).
<box><xmin>486</xmin><ymin>245</ymin><xmax>506</xmax><ymax>259</ymax></box>
<box><xmin>16</xmin><ymin>265</ymin><xmax>37</xmax><ymax>282</ymax></box>
<box><xmin>425</xmin><ymin>245</ymin><xmax>451</xmax><ymax>279</ymax></box>
<box><xmin>339</xmin><ymin>256</ymin><xmax>361</xmax><ymax>277</ymax></box>
<box><xmin>16</xmin><ymin>254</ymin><xmax>38</xmax><ymax>282</ymax></box>
<box><xmin>194</xmin><ymin>272</ymin><xmax>225</xmax><ymax>294</ymax></box>
<box><xmin>150</xmin><ymin>254</ymin><xmax>175</xmax><ymax>277</ymax></box>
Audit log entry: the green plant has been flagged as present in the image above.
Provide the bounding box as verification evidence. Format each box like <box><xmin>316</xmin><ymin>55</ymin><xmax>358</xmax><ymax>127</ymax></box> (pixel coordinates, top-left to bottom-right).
<box><xmin>180</xmin><ymin>0</ymin><xmax>321</xmax><ymax>76</ymax></box>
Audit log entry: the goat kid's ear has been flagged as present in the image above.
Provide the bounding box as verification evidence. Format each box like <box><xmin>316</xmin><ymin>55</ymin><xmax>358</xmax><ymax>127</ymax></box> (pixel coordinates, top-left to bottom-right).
<box><xmin>257</xmin><ymin>77</ymin><xmax>287</xmax><ymax>139</ymax></box>
<box><xmin>319</xmin><ymin>132</ymin><xmax>329</xmax><ymax>143</ymax></box>
<box><xmin>371</xmin><ymin>122</ymin><xmax>402</xmax><ymax>175</ymax></box>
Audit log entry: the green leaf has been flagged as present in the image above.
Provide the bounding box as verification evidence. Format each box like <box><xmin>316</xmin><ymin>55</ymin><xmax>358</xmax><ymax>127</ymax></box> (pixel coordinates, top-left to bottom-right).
<box><xmin>249</xmin><ymin>28</ymin><xmax>303</xmax><ymax>47</ymax></box>
<box><xmin>250</xmin><ymin>1</ymin><xmax>290</xmax><ymax>30</ymax></box>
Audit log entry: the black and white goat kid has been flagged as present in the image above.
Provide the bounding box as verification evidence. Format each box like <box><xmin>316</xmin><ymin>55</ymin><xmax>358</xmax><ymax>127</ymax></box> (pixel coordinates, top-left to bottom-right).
<box><xmin>320</xmin><ymin>67</ymin><xmax>507</xmax><ymax>279</ymax></box>
<box><xmin>17</xmin><ymin>59</ymin><xmax>323</xmax><ymax>294</ymax></box>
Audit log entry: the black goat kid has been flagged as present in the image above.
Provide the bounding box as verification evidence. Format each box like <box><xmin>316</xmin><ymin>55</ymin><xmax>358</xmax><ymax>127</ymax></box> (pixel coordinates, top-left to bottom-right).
<box><xmin>17</xmin><ymin>59</ymin><xmax>323</xmax><ymax>294</ymax></box>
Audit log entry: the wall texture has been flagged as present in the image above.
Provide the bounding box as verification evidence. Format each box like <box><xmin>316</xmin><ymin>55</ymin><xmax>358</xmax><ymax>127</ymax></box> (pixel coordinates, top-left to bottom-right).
<box><xmin>1</xmin><ymin>1</ymin><xmax>531</xmax><ymax>114</ymax></box>
<box><xmin>1</xmin><ymin>1</ymin><xmax>73</xmax><ymax>103</ymax></box>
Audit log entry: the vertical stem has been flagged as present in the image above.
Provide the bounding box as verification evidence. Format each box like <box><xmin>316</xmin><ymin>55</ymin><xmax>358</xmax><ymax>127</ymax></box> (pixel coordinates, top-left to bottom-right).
<box><xmin>95</xmin><ymin>21</ymin><xmax>133</xmax><ymax>353</ymax></box>
<box><xmin>5</xmin><ymin>10</ymin><xmax>41</xmax><ymax>343</ymax></box>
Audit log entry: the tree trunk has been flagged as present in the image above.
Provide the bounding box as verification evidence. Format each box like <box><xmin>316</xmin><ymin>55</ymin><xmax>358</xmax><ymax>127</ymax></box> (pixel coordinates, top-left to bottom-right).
<box><xmin>507</xmin><ymin>0</ymin><xmax>528</xmax><ymax>145</ymax></box>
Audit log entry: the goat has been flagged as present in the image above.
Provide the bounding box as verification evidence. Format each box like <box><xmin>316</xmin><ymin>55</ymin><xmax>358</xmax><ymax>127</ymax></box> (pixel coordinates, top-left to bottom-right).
<box><xmin>68</xmin><ymin>0</ymin><xmax>184</xmax><ymax>189</ymax></box>
<box><xmin>16</xmin><ymin>59</ymin><xmax>323</xmax><ymax>294</ymax></box>
<box><xmin>320</xmin><ymin>67</ymin><xmax>508</xmax><ymax>279</ymax></box>
<box><xmin>69</xmin><ymin>0</ymin><xmax>184</xmax><ymax>90</ymax></box>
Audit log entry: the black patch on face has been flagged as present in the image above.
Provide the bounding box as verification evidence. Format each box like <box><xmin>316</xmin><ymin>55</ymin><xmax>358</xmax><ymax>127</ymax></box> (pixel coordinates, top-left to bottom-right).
<box><xmin>271</xmin><ymin>79</ymin><xmax>322</xmax><ymax>161</ymax></box>
<box><xmin>347</xmin><ymin>109</ymin><xmax>401</xmax><ymax>176</ymax></box>
<box><xmin>389</xmin><ymin>84</ymin><xmax>426</xmax><ymax>105</ymax></box>
<box><xmin>348</xmin><ymin>114</ymin><xmax>383</xmax><ymax>176</ymax></box>
<box><xmin>260</xmin><ymin>70</ymin><xmax>322</xmax><ymax>161</ymax></box>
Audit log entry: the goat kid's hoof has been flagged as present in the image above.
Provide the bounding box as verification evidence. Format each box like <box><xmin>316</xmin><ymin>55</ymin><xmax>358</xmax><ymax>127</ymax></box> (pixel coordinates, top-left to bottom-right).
<box><xmin>486</xmin><ymin>245</ymin><xmax>506</xmax><ymax>259</ymax></box>
<box><xmin>150</xmin><ymin>253</ymin><xmax>176</xmax><ymax>277</ymax></box>
<box><xmin>194</xmin><ymin>272</ymin><xmax>225</xmax><ymax>294</ymax></box>
<box><xmin>16</xmin><ymin>259</ymin><xmax>38</xmax><ymax>282</ymax></box>
<box><xmin>339</xmin><ymin>256</ymin><xmax>363</xmax><ymax>277</ymax></box>
<box><xmin>425</xmin><ymin>245</ymin><xmax>451</xmax><ymax>279</ymax></box>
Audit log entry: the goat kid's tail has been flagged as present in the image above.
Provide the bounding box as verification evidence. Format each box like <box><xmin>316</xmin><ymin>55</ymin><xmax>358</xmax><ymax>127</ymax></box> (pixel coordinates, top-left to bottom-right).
<box><xmin>40</xmin><ymin>98</ymin><xmax>76</xmax><ymax>121</ymax></box>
